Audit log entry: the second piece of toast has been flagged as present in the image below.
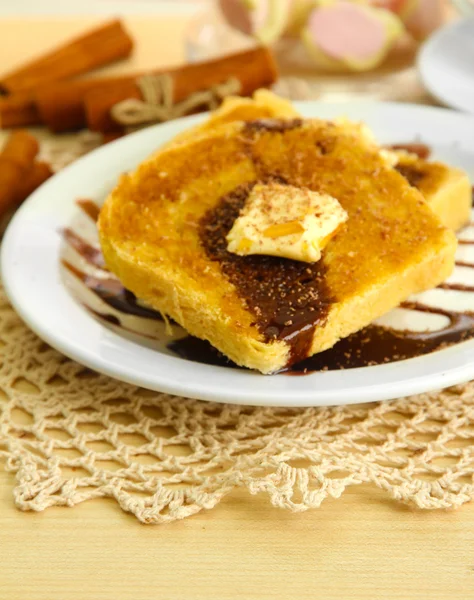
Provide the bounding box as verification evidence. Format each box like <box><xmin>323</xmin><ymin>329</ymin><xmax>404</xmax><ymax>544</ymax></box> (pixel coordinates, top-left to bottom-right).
<box><xmin>393</xmin><ymin>151</ymin><xmax>471</xmax><ymax>231</ymax></box>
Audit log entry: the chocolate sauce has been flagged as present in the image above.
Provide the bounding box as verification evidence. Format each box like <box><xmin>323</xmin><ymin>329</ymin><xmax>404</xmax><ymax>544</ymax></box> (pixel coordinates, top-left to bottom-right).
<box><xmin>169</xmin><ymin>302</ymin><xmax>474</xmax><ymax>373</ymax></box>
<box><xmin>62</xmin><ymin>260</ymin><xmax>163</xmax><ymax>320</ymax></box>
<box><xmin>388</xmin><ymin>143</ymin><xmax>431</xmax><ymax>160</ymax></box>
<box><xmin>439</xmin><ymin>283</ymin><xmax>474</xmax><ymax>292</ymax></box>
<box><xmin>86</xmin><ymin>307</ymin><xmax>159</xmax><ymax>339</ymax></box>
<box><xmin>243</xmin><ymin>119</ymin><xmax>304</xmax><ymax>134</ymax></box>
<box><xmin>394</xmin><ymin>163</ymin><xmax>425</xmax><ymax>188</ymax></box>
<box><xmin>456</xmin><ymin>261</ymin><xmax>474</xmax><ymax>268</ymax></box>
<box><xmin>168</xmin><ymin>336</ymin><xmax>239</xmax><ymax>369</ymax></box>
<box><xmin>77</xmin><ymin>199</ymin><xmax>100</xmax><ymax>222</ymax></box>
<box><xmin>88</xmin><ymin>309</ymin><xmax>121</xmax><ymax>326</ymax></box>
<box><xmin>63</xmin><ymin>228</ymin><xmax>107</xmax><ymax>270</ymax></box>
<box><xmin>199</xmin><ymin>183</ymin><xmax>332</xmax><ymax>366</ymax></box>
<box><xmin>287</xmin><ymin>306</ymin><xmax>474</xmax><ymax>373</ymax></box>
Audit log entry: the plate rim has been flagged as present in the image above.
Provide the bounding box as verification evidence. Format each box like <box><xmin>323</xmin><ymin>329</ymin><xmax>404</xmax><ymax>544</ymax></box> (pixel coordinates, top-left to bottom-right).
<box><xmin>417</xmin><ymin>16</ymin><xmax>474</xmax><ymax>114</ymax></box>
<box><xmin>2</xmin><ymin>100</ymin><xmax>474</xmax><ymax>407</ymax></box>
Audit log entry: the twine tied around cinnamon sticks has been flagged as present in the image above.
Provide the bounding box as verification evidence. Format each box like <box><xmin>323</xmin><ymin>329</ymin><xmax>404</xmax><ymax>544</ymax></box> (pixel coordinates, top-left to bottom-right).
<box><xmin>110</xmin><ymin>74</ymin><xmax>242</xmax><ymax>127</ymax></box>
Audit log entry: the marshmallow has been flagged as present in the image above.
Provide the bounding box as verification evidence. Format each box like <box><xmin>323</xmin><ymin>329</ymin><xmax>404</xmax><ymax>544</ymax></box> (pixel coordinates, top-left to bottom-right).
<box><xmin>301</xmin><ymin>1</ymin><xmax>404</xmax><ymax>71</ymax></box>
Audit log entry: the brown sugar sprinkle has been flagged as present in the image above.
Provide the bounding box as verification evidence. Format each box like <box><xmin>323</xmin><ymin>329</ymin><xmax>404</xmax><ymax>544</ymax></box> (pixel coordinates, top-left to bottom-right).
<box><xmin>199</xmin><ymin>181</ymin><xmax>333</xmax><ymax>366</ymax></box>
<box><xmin>315</xmin><ymin>138</ymin><xmax>336</xmax><ymax>156</ymax></box>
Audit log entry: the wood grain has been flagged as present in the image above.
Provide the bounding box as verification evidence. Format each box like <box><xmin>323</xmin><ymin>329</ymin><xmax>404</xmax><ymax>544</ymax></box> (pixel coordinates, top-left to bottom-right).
<box><xmin>2</xmin><ymin>466</ymin><xmax>474</xmax><ymax>600</ymax></box>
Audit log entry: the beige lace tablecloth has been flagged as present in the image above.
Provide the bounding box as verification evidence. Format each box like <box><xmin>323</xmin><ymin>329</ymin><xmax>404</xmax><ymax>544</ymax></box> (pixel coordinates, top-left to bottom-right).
<box><xmin>1</xmin><ymin>274</ymin><xmax>474</xmax><ymax>524</ymax></box>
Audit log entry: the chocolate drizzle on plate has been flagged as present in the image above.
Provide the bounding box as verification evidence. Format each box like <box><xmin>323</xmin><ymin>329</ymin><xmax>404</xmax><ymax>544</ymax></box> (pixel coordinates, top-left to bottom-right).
<box><xmin>388</xmin><ymin>143</ymin><xmax>431</xmax><ymax>160</ymax></box>
<box><xmin>87</xmin><ymin>309</ymin><xmax>121</xmax><ymax>326</ymax></box>
<box><xmin>170</xmin><ymin>301</ymin><xmax>474</xmax><ymax>373</ymax></box>
<box><xmin>63</xmin><ymin>199</ymin><xmax>163</xmax><ymax>321</ymax></box>
<box><xmin>439</xmin><ymin>282</ymin><xmax>474</xmax><ymax>292</ymax></box>
<box><xmin>62</xmin><ymin>258</ymin><xmax>163</xmax><ymax>320</ymax></box>
<box><xmin>456</xmin><ymin>261</ymin><xmax>474</xmax><ymax>268</ymax></box>
<box><xmin>77</xmin><ymin>198</ymin><xmax>101</xmax><ymax>222</ymax></box>
<box><xmin>168</xmin><ymin>336</ymin><xmax>239</xmax><ymax>369</ymax></box>
<box><xmin>286</xmin><ymin>303</ymin><xmax>474</xmax><ymax>373</ymax></box>
<box><xmin>63</xmin><ymin>228</ymin><xmax>106</xmax><ymax>269</ymax></box>
<box><xmin>63</xmin><ymin>195</ymin><xmax>474</xmax><ymax>374</ymax></box>
<box><xmin>85</xmin><ymin>307</ymin><xmax>160</xmax><ymax>339</ymax></box>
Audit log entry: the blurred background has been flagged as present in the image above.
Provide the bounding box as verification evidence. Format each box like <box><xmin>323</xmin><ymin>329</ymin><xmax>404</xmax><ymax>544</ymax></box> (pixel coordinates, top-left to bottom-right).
<box><xmin>0</xmin><ymin>0</ymin><xmax>470</xmax><ymax>104</ymax></box>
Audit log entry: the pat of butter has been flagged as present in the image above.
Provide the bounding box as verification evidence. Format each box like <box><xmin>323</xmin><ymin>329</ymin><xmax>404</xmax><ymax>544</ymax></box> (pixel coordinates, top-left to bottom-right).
<box><xmin>226</xmin><ymin>182</ymin><xmax>348</xmax><ymax>263</ymax></box>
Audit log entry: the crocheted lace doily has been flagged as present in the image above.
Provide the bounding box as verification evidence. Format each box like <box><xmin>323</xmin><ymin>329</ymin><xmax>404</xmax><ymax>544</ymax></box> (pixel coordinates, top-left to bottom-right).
<box><xmin>0</xmin><ymin>286</ymin><xmax>473</xmax><ymax>524</ymax></box>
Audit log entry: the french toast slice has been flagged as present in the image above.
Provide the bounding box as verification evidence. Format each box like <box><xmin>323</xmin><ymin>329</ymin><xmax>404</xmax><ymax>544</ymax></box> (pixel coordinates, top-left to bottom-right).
<box><xmin>392</xmin><ymin>151</ymin><xmax>471</xmax><ymax>231</ymax></box>
<box><xmin>99</xmin><ymin>119</ymin><xmax>457</xmax><ymax>374</ymax></box>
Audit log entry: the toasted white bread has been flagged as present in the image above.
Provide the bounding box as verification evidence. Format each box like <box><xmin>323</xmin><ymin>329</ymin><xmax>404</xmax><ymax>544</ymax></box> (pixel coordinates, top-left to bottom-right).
<box><xmin>99</xmin><ymin>118</ymin><xmax>456</xmax><ymax>373</ymax></box>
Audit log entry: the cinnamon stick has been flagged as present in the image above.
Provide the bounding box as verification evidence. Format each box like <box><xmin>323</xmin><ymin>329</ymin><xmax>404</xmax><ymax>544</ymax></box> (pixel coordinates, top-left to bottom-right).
<box><xmin>0</xmin><ymin>160</ymin><xmax>52</xmax><ymax>234</ymax></box>
<box><xmin>36</xmin><ymin>77</ymin><xmax>122</xmax><ymax>132</ymax></box>
<box><xmin>0</xmin><ymin>131</ymin><xmax>39</xmax><ymax>216</ymax></box>
<box><xmin>0</xmin><ymin>91</ymin><xmax>41</xmax><ymax>128</ymax></box>
<box><xmin>0</xmin><ymin>20</ymin><xmax>134</xmax><ymax>94</ymax></box>
<box><xmin>102</xmin><ymin>132</ymin><xmax>124</xmax><ymax>145</ymax></box>
<box><xmin>2</xmin><ymin>130</ymin><xmax>39</xmax><ymax>167</ymax></box>
<box><xmin>2</xmin><ymin>75</ymin><xmax>128</xmax><ymax>130</ymax></box>
<box><xmin>34</xmin><ymin>47</ymin><xmax>278</xmax><ymax>133</ymax></box>
<box><xmin>86</xmin><ymin>47</ymin><xmax>278</xmax><ymax>133</ymax></box>
<box><xmin>15</xmin><ymin>161</ymin><xmax>53</xmax><ymax>203</ymax></box>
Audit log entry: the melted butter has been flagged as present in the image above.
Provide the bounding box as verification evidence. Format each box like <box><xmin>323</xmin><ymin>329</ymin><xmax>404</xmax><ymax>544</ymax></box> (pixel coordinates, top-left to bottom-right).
<box><xmin>226</xmin><ymin>182</ymin><xmax>347</xmax><ymax>263</ymax></box>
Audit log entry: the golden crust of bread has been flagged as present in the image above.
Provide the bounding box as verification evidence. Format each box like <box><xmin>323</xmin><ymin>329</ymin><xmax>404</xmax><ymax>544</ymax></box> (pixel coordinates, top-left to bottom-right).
<box><xmin>99</xmin><ymin>119</ymin><xmax>457</xmax><ymax>373</ymax></box>
<box><xmin>168</xmin><ymin>90</ymin><xmax>471</xmax><ymax>233</ymax></box>
<box><xmin>393</xmin><ymin>151</ymin><xmax>471</xmax><ymax>231</ymax></box>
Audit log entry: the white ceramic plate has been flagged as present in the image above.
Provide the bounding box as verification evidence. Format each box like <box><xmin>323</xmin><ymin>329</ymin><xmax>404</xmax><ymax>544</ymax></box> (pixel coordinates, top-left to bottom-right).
<box><xmin>418</xmin><ymin>17</ymin><xmax>474</xmax><ymax>114</ymax></box>
<box><xmin>2</xmin><ymin>102</ymin><xmax>474</xmax><ymax>407</ymax></box>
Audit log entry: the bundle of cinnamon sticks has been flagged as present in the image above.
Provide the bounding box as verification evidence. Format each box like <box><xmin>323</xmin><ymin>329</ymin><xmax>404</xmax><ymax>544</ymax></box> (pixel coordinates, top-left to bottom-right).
<box><xmin>0</xmin><ymin>18</ymin><xmax>278</xmax><ymax>223</ymax></box>
<box><xmin>0</xmin><ymin>19</ymin><xmax>134</xmax><ymax>130</ymax></box>
<box><xmin>0</xmin><ymin>19</ymin><xmax>278</xmax><ymax>134</ymax></box>
<box><xmin>0</xmin><ymin>19</ymin><xmax>135</xmax><ymax>221</ymax></box>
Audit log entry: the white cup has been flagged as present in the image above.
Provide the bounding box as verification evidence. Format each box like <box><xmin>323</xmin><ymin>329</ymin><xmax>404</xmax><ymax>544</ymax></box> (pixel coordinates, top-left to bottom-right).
<box><xmin>450</xmin><ymin>0</ymin><xmax>474</xmax><ymax>15</ymax></box>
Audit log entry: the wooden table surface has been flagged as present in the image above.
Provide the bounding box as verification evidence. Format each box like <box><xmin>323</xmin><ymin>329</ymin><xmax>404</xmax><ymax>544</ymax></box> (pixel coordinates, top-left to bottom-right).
<box><xmin>1</xmin><ymin>13</ymin><xmax>474</xmax><ymax>600</ymax></box>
